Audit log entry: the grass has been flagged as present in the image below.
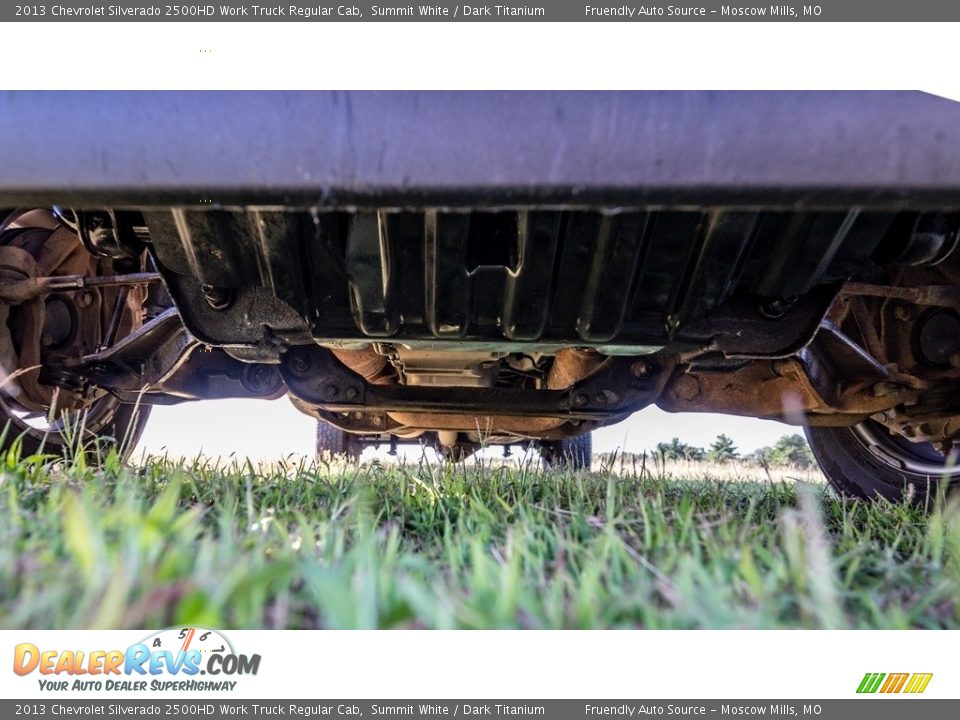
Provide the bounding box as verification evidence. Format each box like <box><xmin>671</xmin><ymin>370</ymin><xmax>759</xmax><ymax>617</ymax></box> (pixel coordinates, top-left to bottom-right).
<box><xmin>2</xmin><ymin>446</ymin><xmax>960</xmax><ymax>629</ymax></box>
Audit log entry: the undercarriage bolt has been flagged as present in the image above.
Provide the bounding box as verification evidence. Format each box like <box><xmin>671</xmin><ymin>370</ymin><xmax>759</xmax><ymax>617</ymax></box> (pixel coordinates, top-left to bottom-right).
<box><xmin>573</xmin><ymin>393</ymin><xmax>589</xmax><ymax>407</ymax></box>
<box><xmin>758</xmin><ymin>296</ymin><xmax>796</xmax><ymax>319</ymax></box>
<box><xmin>287</xmin><ymin>350</ymin><xmax>312</xmax><ymax>377</ymax></box>
<box><xmin>345</xmin><ymin>387</ymin><xmax>359</xmax><ymax>399</ymax></box>
<box><xmin>200</xmin><ymin>284</ymin><xmax>233</xmax><ymax>311</ymax></box>
<box><xmin>631</xmin><ymin>361</ymin><xmax>651</xmax><ymax>378</ymax></box>
<box><xmin>675</xmin><ymin>374</ymin><xmax>702</xmax><ymax>401</ymax></box>
<box><xmin>241</xmin><ymin>364</ymin><xmax>280</xmax><ymax>394</ymax></box>
<box><xmin>75</xmin><ymin>291</ymin><xmax>94</xmax><ymax>308</ymax></box>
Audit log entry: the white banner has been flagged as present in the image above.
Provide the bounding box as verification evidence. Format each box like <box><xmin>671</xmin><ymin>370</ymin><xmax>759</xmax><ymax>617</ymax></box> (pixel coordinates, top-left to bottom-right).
<box><xmin>0</xmin><ymin>630</ymin><xmax>950</xmax><ymax>700</ymax></box>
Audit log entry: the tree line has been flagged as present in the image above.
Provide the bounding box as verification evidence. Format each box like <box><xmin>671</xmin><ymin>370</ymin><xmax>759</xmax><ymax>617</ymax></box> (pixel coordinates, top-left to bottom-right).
<box><xmin>654</xmin><ymin>433</ymin><xmax>816</xmax><ymax>469</ymax></box>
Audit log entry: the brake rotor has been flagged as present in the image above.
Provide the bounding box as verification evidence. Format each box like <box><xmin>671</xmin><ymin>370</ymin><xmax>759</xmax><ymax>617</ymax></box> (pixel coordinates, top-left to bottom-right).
<box><xmin>0</xmin><ymin>210</ymin><xmax>146</xmax><ymax>414</ymax></box>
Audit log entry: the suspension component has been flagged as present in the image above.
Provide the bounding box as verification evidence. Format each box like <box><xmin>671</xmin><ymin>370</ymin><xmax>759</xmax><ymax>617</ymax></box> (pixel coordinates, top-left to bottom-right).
<box><xmin>0</xmin><ymin>271</ymin><xmax>161</xmax><ymax>304</ymax></box>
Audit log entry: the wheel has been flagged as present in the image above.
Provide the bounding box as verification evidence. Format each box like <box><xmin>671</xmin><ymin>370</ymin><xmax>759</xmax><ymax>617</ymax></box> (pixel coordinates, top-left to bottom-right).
<box><xmin>541</xmin><ymin>432</ymin><xmax>593</xmax><ymax>470</ymax></box>
<box><xmin>805</xmin><ymin>421</ymin><xmax>960</xmax><ymax>507</ymax></box>
<box><xmin>0</xmin><ymin>209</ymin><xmax>151</xmax><ymax>463</ymax></box>
<box><xmin>315</xmin><ymin>421</ymin><xmax>363</xmax><ymax>461</ymax></box>
<box><xmin>0</xmin><ymin>395</ymin><xmax>151</xmax><ymax>462</ymax></box>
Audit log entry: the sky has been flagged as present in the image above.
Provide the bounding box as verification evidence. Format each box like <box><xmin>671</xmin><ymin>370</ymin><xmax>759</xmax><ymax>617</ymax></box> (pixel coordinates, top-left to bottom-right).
<box><xmin>134</xmin><ymin>398</ymin><xmax>799</xmax><ymax>461</ymax></box>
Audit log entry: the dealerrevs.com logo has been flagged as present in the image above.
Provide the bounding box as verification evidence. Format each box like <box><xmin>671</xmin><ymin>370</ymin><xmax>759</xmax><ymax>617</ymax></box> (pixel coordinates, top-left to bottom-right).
<box><xmin>13</xmin><ymin>628</ymin><xmax>261</xmax><ymax>692</ymax></box>
<box><xmin>857</xmin><ymin>672</ymin><xmax>933</xmax><ymax>694</ymax></box>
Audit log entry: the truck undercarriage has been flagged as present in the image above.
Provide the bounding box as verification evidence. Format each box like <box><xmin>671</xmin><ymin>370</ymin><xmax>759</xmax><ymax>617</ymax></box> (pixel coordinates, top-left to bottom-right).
<box><xmin>2</xmin><ymin>90</ymin><xmax>960</xmax><ymax>503</ymax></box>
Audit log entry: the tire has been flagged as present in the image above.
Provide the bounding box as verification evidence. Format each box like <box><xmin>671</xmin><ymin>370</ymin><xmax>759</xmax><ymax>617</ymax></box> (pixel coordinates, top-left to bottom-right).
<box><xmin>805</xmin><ymin>421</ymin><xmax>960</xmax><ymax>507</ymax></box>
<box><xmin>0</xmin><ymin>398</ymin><xmax>151</xmax><ymax>463</ymax></box>
<box><xmin>315</xmin><ymin>421</ymin><xmax>363</xmax><ymax>461</ymax></box>
<box><xmin>541</xmin><ymin>432</ymin><xmax>593</xmax><ymax>470</ymax></box>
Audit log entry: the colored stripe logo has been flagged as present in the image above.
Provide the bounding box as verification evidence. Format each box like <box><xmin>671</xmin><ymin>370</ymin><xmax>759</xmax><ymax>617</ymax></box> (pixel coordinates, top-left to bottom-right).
<box><xmin>857</xmin><ymin>672</ymin><xmax>933</xmax><ymax>694</ymax></box>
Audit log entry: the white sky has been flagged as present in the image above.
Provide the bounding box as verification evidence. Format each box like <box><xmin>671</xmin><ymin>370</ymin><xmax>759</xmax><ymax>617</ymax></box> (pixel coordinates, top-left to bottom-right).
<box><xmin>134</xmin><ymin>399</ymin><xmax>796</xmax><ymax>462</ymax></box>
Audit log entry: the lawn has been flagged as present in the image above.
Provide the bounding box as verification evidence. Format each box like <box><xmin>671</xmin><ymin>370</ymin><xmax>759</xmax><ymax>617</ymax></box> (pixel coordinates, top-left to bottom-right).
<box><xmin>1</xmin><ymin>448</ymin><xmax>959</xmax><ymax>629</ymax></box>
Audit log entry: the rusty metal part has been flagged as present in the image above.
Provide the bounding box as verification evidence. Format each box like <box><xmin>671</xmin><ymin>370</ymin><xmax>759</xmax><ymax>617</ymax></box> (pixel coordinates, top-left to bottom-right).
<box><xmin>386</xmin><ymin>347</ymin><xmax>504</xmax><ymax>387</ymax></box>
<box><xmin>328</xmin><ymin>346</ymin><xmax>396</xmax><ymax>385</ymax></box>
<box><xmin>0</xmin><ymin>271</ymin><xmax>161</xmax><ymax>304</ymax></box>
<box><xmin>385</xmin><ymin>411</ymin><xmax>567</xmax><ymax>434</ymax></box>
<box><xmin>839</xmin><ymin>282</ymin><xmax>960</xmax><ymax>309</ymax></box>
<box><xmin>102</xmin><ymin>285</ymin><xmax>130</xmax><ymax>349</ymax></box>
<box><xmin>657</xmin><ymin>357</ymin><xmax>917</xmax><ymax>426</ymax></box>
<box><xmin>0</xmin><ymin>213</ymin><xmax>149</xmax><ymax>413</ymax></box>
<box><xmin>846</xmin><ymin>296</ymin><xmax>886</xmax><ymax>363</ymax></box>
<box><xmin>282</xmin><ymin>344</ymin><xmax>668</xmax><ymax>424</ymax></box>
<box><xmin>288</xmin><ymin>396</ymin><xmax>404</xmax><ymax>434</ymax></box>
<box><xmin>0</xmin><ymin>246</ymin><xmax>43</xmax><ymax>408</ymax></box>
<box><xmin>282</xmin><ymin>341</ymin><xmax>636</xmax><ymax>439</ymax></box>
<box><xmin>546</xmin><ymin>347</ymin><xmax>607</xmax><ymax>390</ymax></box>
<box><xmin>660</xmin><ymin>263</ymin><xmax>960</xmax><ymax>437</ymax></box>
<box><xmin>3</xmin><ymin>209</ymin><xmax>58</xmax><ymax>232</ymax></box>
<box><xmin>321</xmin><ymin>345</ymin><xmax>611</xmax><ymax>436</ymax></box>
<box><xmin>435</xmin><ymin>430</ymin><xmax>459</xmax><ymax>448</ymax></box>
<box><xmin>872</xmin><ymin>403</ymin><xmax>960</xmax><ymax>447</ymax></box>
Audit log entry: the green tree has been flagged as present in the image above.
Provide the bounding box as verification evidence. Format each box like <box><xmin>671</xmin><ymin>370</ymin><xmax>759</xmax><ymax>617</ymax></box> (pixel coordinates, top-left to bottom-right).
<box><xmin>768</xmin><ymin>434</ymin><xmax>816</xmax><ymax>468</ymax></box>
<box><xmin>748</xmin><ymin>446</ymin><xmax>775</xmax><ymax>468</ymax></box>
<box><xmin>707</xmin><ymin>434</ymin><xmax>739</xmax><ymax>463</ymax></box>
<box><xmin>655</xmin><ymin>437</ymin><xmax>705</xmax><ymax>461</ymax></box>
